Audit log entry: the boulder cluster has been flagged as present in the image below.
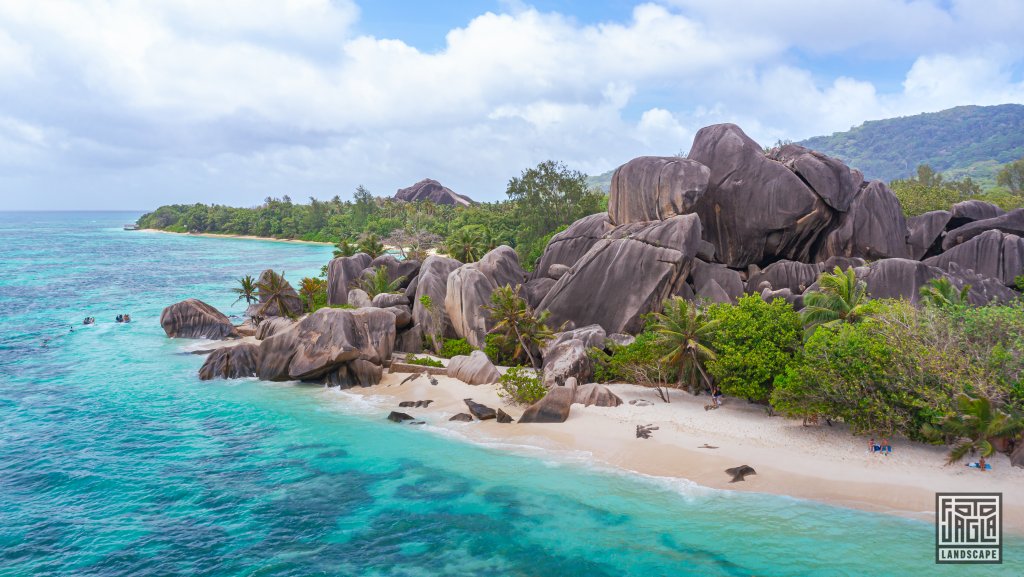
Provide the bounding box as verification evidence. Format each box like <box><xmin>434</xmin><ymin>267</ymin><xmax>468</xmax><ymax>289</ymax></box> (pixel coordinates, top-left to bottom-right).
<box><xmin>161</xmin><ymin>123</ymin><xmax>1023</xmax><ymax>420</ymax></box>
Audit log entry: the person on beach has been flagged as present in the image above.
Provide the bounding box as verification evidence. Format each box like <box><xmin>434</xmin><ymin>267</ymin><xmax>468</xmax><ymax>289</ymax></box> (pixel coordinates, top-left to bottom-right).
<box><xmin>869</xmin><ymin>437</ymin><xmax>877</xmax><ymax>453</ymax></box>
<box><xmin>881</xmin><ymin>438</ymin><xmax>891</xmax><ymax>455</ymax></box>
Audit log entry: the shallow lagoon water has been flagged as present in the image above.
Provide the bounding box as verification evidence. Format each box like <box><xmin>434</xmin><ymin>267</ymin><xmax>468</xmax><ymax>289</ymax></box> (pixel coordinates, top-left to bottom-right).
<box><xmin>1</xmin><ymin>211</ymin><xmax>1020</xmax><ymax>576</ymax></box>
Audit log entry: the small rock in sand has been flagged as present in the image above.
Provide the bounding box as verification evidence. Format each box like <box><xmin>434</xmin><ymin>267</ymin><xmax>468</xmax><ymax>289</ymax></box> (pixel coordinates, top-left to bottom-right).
<box><xmin>725</xmin><ymin>465</ymin><xmax>756</xmax><ymax>483</ymax></box>
<box><xmin>496</xmin><ymin>409</ymin><xmax>514</xmax><ymax>423</ymax></box>
<box><xmin>463</xmin><ymin>398</ymin><xmax>497</xmax><ymax>420</ymax></box>
<box><xmin>449</xmin><ymin>413</ymin><xmax>474</xmax><ymax>422</ymax></box>
<box><xmin>387</xmin><ymin>411</ymin><xmax>415</xmax><ymax>423</ymax></box>
<box><xmin>629</xmin><ymin>399</ymin><xmax>653</xmax><ymax>407</ymax></box>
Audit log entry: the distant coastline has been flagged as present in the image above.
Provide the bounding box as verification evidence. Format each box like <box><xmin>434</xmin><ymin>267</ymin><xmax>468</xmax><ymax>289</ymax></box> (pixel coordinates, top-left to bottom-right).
<box><xmin>139</xmin><ymin>228</ymin><xmax>333</xmax><ymax>246</ymax></box>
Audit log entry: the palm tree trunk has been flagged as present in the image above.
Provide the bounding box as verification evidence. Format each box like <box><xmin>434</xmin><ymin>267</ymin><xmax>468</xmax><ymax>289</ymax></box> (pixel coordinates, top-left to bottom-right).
<box><xmin>691</xmin><ymin>350</ymin><xmax>713</xmax><ymax>394</ymax></box>
<box><xmin>513</xmin><ymin>325</ymin><xmax>538</xmax><ymax>369</ymax></box>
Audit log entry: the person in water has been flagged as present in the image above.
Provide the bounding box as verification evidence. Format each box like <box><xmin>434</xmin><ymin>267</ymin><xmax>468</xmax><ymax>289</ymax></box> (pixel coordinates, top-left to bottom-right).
<box><xmin>123</xmin><ymin>314</ymin><xmax>131</xmax><ymax>323</ymax></box>
<box><xmin>116</xmin><ymin>314</ymin><xmax>123</xmax><ymax>323</ymax></box>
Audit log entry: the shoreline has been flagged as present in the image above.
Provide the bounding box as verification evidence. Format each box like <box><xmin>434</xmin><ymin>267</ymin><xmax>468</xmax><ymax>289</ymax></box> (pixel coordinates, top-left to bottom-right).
<box><xmin>139</xmin><ymin>228</ymin><xmax>334</xmax><ymax>246</ymax></box>
<box><xmin>332</xmin><ymin>370</ymin><xmax>1024</xmax><ymax>533</ymax></box>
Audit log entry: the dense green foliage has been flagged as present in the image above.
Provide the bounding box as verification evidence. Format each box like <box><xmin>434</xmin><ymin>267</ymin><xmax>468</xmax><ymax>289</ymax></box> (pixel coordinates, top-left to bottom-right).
<box><xmin>591</xmin><ymin>331</ymin><xmax>676</xmax><ymax>385</ymax></box>
<box><xmin>705</xmin><ymin>295</ymin><xmax>802</xmax><ymax>403</ymax></box>
<box><xmin>997</xmin><ymin>157</ymin><xmax>1024</xmax><ymax>194</ymax></box>
<box><xmin>497</xmin><ymin>366</ymin><xmax>547</xmax><ymax>405</ymax></box>
<box><xmin>925</xmin><ymin>394</ymin><xmax>1023</xmax><ymax>470</ymax></box>
<box><xmin>890</xmin><ymin>164</ymin><xmax>1023</xmax><ymax>216</ymax></box>
<box><xmin>356</xmin><ymin>266</ymin><xmax>403</xmax><ymax>297</ymax></box>
<box><xmin>405</xmin><ymin>355</ymin><xmax>444</xmax><ymax>368</ymax></box>
<box><xmin>798</xmin><ymin>104</ymin><xmax>1024</xmax><ymax>183</ymax></box>
<box><xmin>137</xmin><ymin>160</ymin><xmax>605</xmax><ymax>270</ymax></box>
<box><xmin>483</xmin><ymin>286</ymin><xmax>556</xmax><ymax>368</ymax></box>
<box><xmin>800</xmin><ymin>266</ymin><xmax>871</xmax><ymax>332</ymax></box>
<box><xmin>647</xmin><ymin>297</ymin><xmax>719</xmax><ymax>393</ymax></box>
<box><xmin>438</xmin><ymin>338</ymin><xmax>475</xmax><ymax>359</ymax></box>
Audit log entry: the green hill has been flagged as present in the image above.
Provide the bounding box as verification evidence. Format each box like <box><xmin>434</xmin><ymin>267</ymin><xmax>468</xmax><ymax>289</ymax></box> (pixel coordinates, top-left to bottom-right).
<box><xmin>797</xmin><ymin>104</ymin><xmax>1024</xmax><ymax>184</ymax></box>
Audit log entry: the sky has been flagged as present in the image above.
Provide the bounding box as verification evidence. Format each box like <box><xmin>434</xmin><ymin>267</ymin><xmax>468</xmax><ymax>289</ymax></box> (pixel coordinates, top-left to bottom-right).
<box><xmin>1</xmin><ymin>1</ymin><xmax>1024</xmax><ymax>210</ymax></box>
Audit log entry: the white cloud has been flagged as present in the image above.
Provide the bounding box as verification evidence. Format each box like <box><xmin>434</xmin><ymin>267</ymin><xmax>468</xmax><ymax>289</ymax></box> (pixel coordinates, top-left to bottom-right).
<box><xmin>0</xmin><ymin>0</ymin><xmax>1022</xmax><ymax>208</ymax></box>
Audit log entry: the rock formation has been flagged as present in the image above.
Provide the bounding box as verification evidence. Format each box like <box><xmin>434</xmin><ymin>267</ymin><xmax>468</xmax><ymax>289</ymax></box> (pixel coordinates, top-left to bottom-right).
<box><xmin>327</xmin><ymin>253</ymin><xmax>372</xmax><ymax>306</ymax></box>
<box><xmin>252</xmin><ymin>269</ymin><xmax>304</xmax><ymax>318</ymax></box>
<box><xmin>518</xmin><ymin>379</ymin><xmax>576</xmax><ymax>423</ymax></box>
<box><xmin>445</xmin><ymin>246</ymin><xmax>527</xmax><ymax>348</ymax></box>
<box><xmin>608</xmin><ymin>156</ymin><xmax>709</xmax><ymax>225</ymax></box>
<box><xmin>394</xmin><ymin>178</ymin><xmax>474</xmax><ymax>206</ymax></box>
<box><xmin>412</xmin><ymin>255</ymin><xmax>462</xmax><ymax>339</ymax></box>
<box><xmin>446</xmin><ymin>350</ymin><xmax>500</xmax><ymax>385</ymax></box>
<box><xmin>198</xmin><ymin>343</ymin><xmax>260</xmax><ymax>380</ymax></box>
<box><xmin>573</xmin><ymin>383</ymin><xmax>623</xmax><ymax>407</ymax></box>
<box><xmin>160</xmin><ymin>298</ymin><xmax>237</xmax><ymax>340</ymax></box>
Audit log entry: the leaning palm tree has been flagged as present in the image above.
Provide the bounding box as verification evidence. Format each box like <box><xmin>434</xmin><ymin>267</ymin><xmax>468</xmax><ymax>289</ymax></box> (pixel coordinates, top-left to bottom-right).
<box><xmin>333</xmin><ymin>238</ymin><xmax>359</xmax><ymax>258</ymax></box>
<box><xmin>919</xmin><ymin>277</ymin><xmax>970</xmax><ymax>308</ymax></box>
<box><xmin>926</xmin><ymin>394</ymin><xmax>1024</xmax><ymax>472</ymax></box>
<box><xmin>357</xmin><ymin>233</ymin><xmax>385</xmax><ymax>259</ymax></box>
<box><xmin>445</xmin><ymin>227</ymin><xmax>486</xmax><ymax>263</ymax></box>
<box><xmin>356</xmin><ymin>266</ymin><xmax>404</xmax><ymax>298</ymax></box>
<box><xmin>483</xmin><ymin>285</ymin><xmax>555</xmax><ymax>369</ymax></box>
<box><xmin>256</xmin><ymin>270</ymin><xmax>297</xmax><ymax>319</ymax></box>
<box><xmin>648</xmin><ymin>297</ymin><xmax>719</xmax><ymax>397</ymax></box>
<box><xmin>232</xmin><ymin>274</ymin><xmax>259</xmax><ymax>306</ymax></box>
<box><xmin>800</xmin><ymin>266</ymin><xmax>871</xmax><ymax>333</ymax></box>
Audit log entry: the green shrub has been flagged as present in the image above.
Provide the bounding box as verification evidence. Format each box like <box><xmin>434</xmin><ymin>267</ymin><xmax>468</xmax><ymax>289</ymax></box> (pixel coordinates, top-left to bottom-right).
<box><xmin>706</xmin><ymin>294</ymin><xmax>801</xmax><ymax>402</ymax></box>
<box><xmin>498</xmin><ymin>366</ymin><xmax>547</xmax><ymax>405</ymax></box>
<box><xmin>590</xmin><ymin>331</ymin><xmax>674</xmax><ymax>384</ymax></box>
<box><xmin>438</xmin><ymin>338</ymin><xmax>474</xmax><ymax>359</ymax></box>
<box><xmin>406</xmin><ymin>355</ymin><xmax>444</xmax><ymax>368</ymax></box>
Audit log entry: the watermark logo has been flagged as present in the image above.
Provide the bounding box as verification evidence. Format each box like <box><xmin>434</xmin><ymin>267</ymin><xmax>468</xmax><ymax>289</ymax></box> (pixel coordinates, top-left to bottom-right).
<box><xmin>936</xmin><ymin>492</ymin><xmax>1001</xmax><ymax>564</ymax></box>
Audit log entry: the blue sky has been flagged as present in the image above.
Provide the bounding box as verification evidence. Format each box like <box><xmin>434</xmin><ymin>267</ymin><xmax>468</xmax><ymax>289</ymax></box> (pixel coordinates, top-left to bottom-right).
<box><xmin>0</xmin><ymin>0</ymin><xmax>1022</xmax><ymax>210</ymax></box>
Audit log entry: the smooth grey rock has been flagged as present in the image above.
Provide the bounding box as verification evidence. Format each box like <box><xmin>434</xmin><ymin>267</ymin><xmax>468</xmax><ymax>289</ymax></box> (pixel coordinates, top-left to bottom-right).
<box><xmin>542</xmin><ymin>324</ymin><xmax>607</xmax><ymax>358</ymax></box>
<box><xmin>607</xmin><ymin>156</ymin><xmax>710</xmax><ymax>225</ymax></box>
<box><xmin>547</xmin><ymin>263</ymin><xmax>570</xmax><ymax>280</ymax></box>
<box><xmin>688</xmin><ymin>124</ymin><xmax>834</xmax><ymax>267</ymax></box>
<box><xmin>257</xmin><ymin>324</ymin><xmax>301</xmax><ymax>381</ymax></box>
<box><xmin>949</xmin><ymin>200</ymin><xmax>1005</xmax><ymax>228</ymax></box>
<box><xmin>445</xmin><ymin>246</ymin><xmax>527</xmax><ymax>348</ymax></box>
<box><xmin>538</xmin><ymin>214</ymin><xmax>703</xmax><ymax>334</ymax></box>
<box><xmin>446</xmin><ymin>350</ymin><xmax>501</xmax><ymax>385</ymax></box>
<box><xmin>463</xmin><ymin>398</ymin><xmax>497</xmax><ymax>420</ymax></box>
<box><xmin>746</xmin><ymin>261</ymin><xmax>822</xmax><ymax>294</ymax></box>
<box><xmin>372</xmin><ymin>293</ymin><xmax>409</xmax><ymax>308</ymax></box>
<box><xmin>325</xmin><ymin>359</ymin><xmax>384</xmax><ymax>388</ymax></box>
<box><xmin>394</xmin><ymin>178</ymin><xmax>474</xmax><ymax>206</ymax></box>
<box><xmin>606</xmin><ymin>333</ymin><xmax>635</xmax><ymax>348</ymax></box>
<box><xmin>532</xmin><ymin>213</ymin><xmax>613</xmax><ymax>280</ymax></box>
<box><xmin>160</xmin><ymin>298</ymin><xmax>237</xmax><ymax>340</ymax></box>
<box><xmin>522</xmin><ymin>277</ymin><xmax>556</xmax><ymax>309</ymax></box>
<box><xmin>925</xmin><ymin>230</ymin><xmax>1024</xmax><ymax>287</ymax></box>
<box><xmin>695</xmin><ymin>279</ymin><xmax>732</xmax><ymax>304</ymax></box>
<box><xmin>542</xmin><ymin>339</ymin><xmax>593</xmax><ymax>388</ymax></box>
<box><xmin>383</xmin><ymin>305</ymin><xmax>412</xmax><ymax>328</ymax></box>
<box><xmin>368</xmin><ymin>254</ymin><xmax>421</xmax><ymax>289</ymax></box>
<box><xmin>518</xmin><ymin>383</ymin><xmax>575</xmax><ymax>424</ymax></box>
<box><xmin>496</xmin><ymin>408</ymin><xmax>514</xmax><ymax>423</ymax></box>
<box><xmin>198</xmin><ymin>343</ymin><xmax>260</xmax><ymax>380</ymax></box>
<box><xmin>573</xmin><ymin>383</ymin><xmax>623</xmax><ymax>407</ymax></box>
<box><xmin>395</xmin><ymin>324</ymin><xmax>425</xmax><ymax>354</ymax></box>
<box><xmin>942</xmin><ymin>209</ymin><xmax>1024</xmax><ymax>251</ymax></box>
<box><xmin>907</xmin><ymin>211</ymin><xmax>951</xmax><ymax>259</ymax></box>
<box><xmin>769</xmin><ymin>144</ymin><xmax>861</xmax><ymax>212</ymax></box>
<box><xmin>286</xmin><ymin>308</ymin><xmax>396</xmax><ymax>381</ymax></box>
<box><xmin>759</xmin><ymin>287</ymin><xmax>804</xmax><ymax>310</ymax></box>
<box><xmin>327</xmin><ymin>253</ymin><xmax>372</xmax><ymax>306</ymax></box>
<box><xmin>347</xmin><ymin>288</ymin><xmax>372</xmax><ymax>308</ymax></box>
<box><xmin>726</xmin><ymin>465</ymin><xmax>756</xmax><ymax>483</ymax></box>
<box><xmin>815</xmin><ymin>181</ymin><xmax>911</xmax><ymax>261</ymax></box>
<box><xmin>690</xmin><ymin>260</ymin><xmax>744</xmax><ymax>303</ymax></box>
<box><xmin>412</xmin><ymin>255</ymin><xmax>462</xmax><ymax>340</ymax></box>
<box><xmin>388</xmin><ymin>411</ymin><xmax>415</xmax><ymax>423</ymax></box>
<box><xmin>254</xmin><ymin>316</ymin><xmax>295</xmax><ymax>341</ymax></box>
<box><xmin>449</xmin><ymin>412</ymin><xmax>474</xmax><ymax>422</ymax></box>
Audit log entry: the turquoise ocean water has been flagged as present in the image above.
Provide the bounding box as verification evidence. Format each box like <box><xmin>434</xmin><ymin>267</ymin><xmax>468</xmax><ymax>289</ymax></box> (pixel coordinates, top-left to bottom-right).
<box><xmin>1</xmin><ymin>211</ymin><xmax>1020</xmax><ymax>577</ymax></box>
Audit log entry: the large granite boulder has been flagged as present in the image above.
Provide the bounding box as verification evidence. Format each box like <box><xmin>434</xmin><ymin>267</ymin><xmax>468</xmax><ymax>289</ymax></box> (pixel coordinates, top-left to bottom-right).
<box><xmin>324</xmin><ymin>359</ymin><xmax>383</xmax><ymax>388</ymax></box>
<box><xmin>286</xmin><ymin>308</ymin><xmax>397</xmax><ymax>380</ymax></box>
<box><xmin>253</xmin><ymin>269</ymin><xmax>304</xmax><ymax>318</ymax></box>
<box><xmin>522</xmin><ymin>277</ymin><xmax>556</xmax><ymax>309</ymax></box>
<box><xmin>695</xmin><ymin>279</ymin><xmax>732</xmax><ymax>304</ymax></box>
<box><xmin>367</xmin><ymin>255</ymin><xmax>420</xmax><ymax>289</ymax></box>
<box><xmin>160</xmin><ymin>298</ymin><xmax>237</xmax><ymax>340</ymax></box>
<box><xmin>531</xmin><ymin>213</ymin><xmax>613</xmax><ymax>280</ymax></box>
<box><xmin>759</xmin><ymin>286</ymin><xmax>804</xmax><ymax>310</ymax></box>
<box><xmin>907</xmin><ymin>211</ymin><xmax>951</xmax><ymax>260</ymax></box>
<box><xmin>372</xmin><ymin>293</ymin><xmax>409</xmax><ymax>308</ymax></box>
<box><xmin>1012</xmin><ymin>443</ymin><xmax>1024</xmax><ymax>469</ymax></box>
<box><xmin>925</xmin><ymin>230</ymin><xmax>1024</xmax><ymax>287</ymax></box>
<box><xmin>768</xmin><ymin>144</ymin><xmax>861</xmax><ymax>212</ymax></box>
<box><xmin>326</xmin><ymin>253</ymin><xmax>372</xmax><ymax>306</ymax></box>
<box><xmin>394</xmin><ymin>178</ymin><xmax>474</xmax><ymax>206</ymax></box>
<box><xmin>446</xmin><ymin>350</ymin><xmax>500</xmax><ymax>385</ymax></box>
<box><xmin>542</xmin><ymin>339</ymin><xmax>593</xmax><ymax>388</ymax></box>
<box><xmin>949</xmin><ymin>200</ymin><xmax>1005</xmax><ymax>228</ymax></box>
<box><xmin>198</xmin><ymin>343</ymin><xmax>261</xmax><ymax>380</ymax></box>
<box><xmin>254</xmin><ymin>316</ymin><xmax>295</xmax><ymax>341</ymax></box>
<box><xmin>445</xmin><ymin>246</ymin><xmax>527</xmax><ymax>348</ymax></box>
<box><xmin>687</xmin><ymin>124</ymin><xmax>837</xmax><ymax>268</ymax></box>
<box><xmin>348</xmin><ymin>289</ymin><xmax>372</xmax><ymax>308</ymax></box>
<box><xmin>942</xmin><ymin>209</ymin><xmax>1024</xmax><ymax>251</ymax></box>
<box><xmin>542</xmin><ymin>324</ymin><xmax>607</xmax><ymax>357</ymax></box>
<box><xmin>384</xmin><ymin>305</ymin><xmax>412</xmax><ymax>328</ymax></box>
<box><xmin>412</xmin><ymin>255</ymin><xmax>462</xmax><ymax>339</ymax></box>
<box><xmin>690</xmin><ymin>260</ymin><xmax>744</xmax><ymax>303</ymax></box>
<box><xmin>546</xmin><ymin>264</ymin><xmax>570</xmax><ymax>280</ymax></box>
<box><xmin>745</xmin><ymin>261</ymin><xmax>822</xmax><ymax>294</ymax></box>
<box><xmin>395</xmin><ymin>324</ymin><xmax>424</xmax><ymax>354</ymax></box>
<box><xmin>607</xmin><ymin>156</ymin><xmax>709</xmax><ymax>225</ymax></box>
<box><xmin>538</xmin><ymin>215</ymin><xmax>703</xmax><ymax>334</ymax></box>
<box><xmin>815</xmin><ymin>181</ymin><xmax>911</xmax><ymax>261</ymax></box>
<box><xmin>573</xmin><ymin>383</ymin><xmax>623</xmax><ymax>407</ymax></box>
<box><xmin>851</xmin><ymin>258</ymin><xmax>1014</xmax><ymax>305</ymax></box>
<box><xmin>518</xmin><ymin>379</ymin><xmax>576</xmax><ymax>423</ymax></box>
<box><xmin>257</xmin><ymin>324</ymin><xmax>301</xmax><ymax>381</ymax></box>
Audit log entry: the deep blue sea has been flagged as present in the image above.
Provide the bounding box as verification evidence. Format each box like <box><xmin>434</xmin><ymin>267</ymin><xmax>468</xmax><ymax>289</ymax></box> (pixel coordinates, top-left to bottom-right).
<box><xmin>1</xmin><ymin>211</ymin><xmax>1020</xmax><ymax>576</ymax></box>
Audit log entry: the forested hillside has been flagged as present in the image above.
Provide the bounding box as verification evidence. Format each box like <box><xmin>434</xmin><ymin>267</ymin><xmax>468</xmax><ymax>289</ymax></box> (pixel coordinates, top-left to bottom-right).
<box><xmin>798</xmin><ymin>104</ymin><xmax>1024</xmax><ymax>183</ymax></box>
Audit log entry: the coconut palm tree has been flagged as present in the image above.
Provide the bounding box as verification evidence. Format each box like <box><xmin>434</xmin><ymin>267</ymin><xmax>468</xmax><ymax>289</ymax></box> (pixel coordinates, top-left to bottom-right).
<box><xmin>333</xmin><ymin>238</ymin><xmax>359</xmax><ymax>258</ymax></box>
<box><xmin>927</xmin><ymin>394</ymin><xmax>1024</xmax><ymax>472</ymax></box>
<box><xmin>919</xmin><ymin>277</ymin><xmax>970</xmax><ymax>308</ymax></box>
<box><xmin>356</xmin><ymin>266</ymin><xmax>403</xmax><ymax>298</ymax></box>
<box><xmin>298</xmin><ymin>277</ymin><xmax>325</xmax><ymax>312</ymax></box>
<box><xmin>648</xmin><ymin>297</ymin><xmax>719</xmax><ymax>396</ymax></box>
<box><xmin>358</xmin><ymin>233</ymin><xmax>385</xmax><ymax>259</ymax></box>
<box><xmin>445</xmin><ymin>227</ymin><xmax>486</xmax><ymax>263</ymax></box>
<box><xmin>483</xmin><ymin>285</ymin><xmax>555</xmax><ymax>369</ymax></box>
<box><xmin>256</xmin><ymin>270</ymin><xmax>297</xmax><ymax>319</ymax></box>
<box><xmin>800</xmin><ymin>266</ymin><xmax>871</xmax><ymax>332</ymax></box>
<box><xmin>232</xmin><ymin>275</ymin><xmax>259</xmax><ymax>306</ymax></box>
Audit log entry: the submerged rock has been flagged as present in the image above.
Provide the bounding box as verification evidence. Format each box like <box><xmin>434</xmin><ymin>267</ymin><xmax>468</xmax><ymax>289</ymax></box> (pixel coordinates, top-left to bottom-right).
<box><xmin>160</xmin><ymin>298</ymin><xmax>237</xmax><ymax>340</ymax></box>
<box><xmin>449</xmin><ymin>413</ymin><xmax>474</xmax><ymax>422</ymax></box>
<box><xmin>388</xmin><ymin>411</ymin><xmax>415</xmax><ymax>423</ymax></box>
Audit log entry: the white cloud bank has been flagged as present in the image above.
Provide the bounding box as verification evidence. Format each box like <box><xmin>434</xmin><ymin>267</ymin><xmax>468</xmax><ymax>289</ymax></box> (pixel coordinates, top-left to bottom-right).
<box><xmin>0</xmin><ymin>0</ymin><xmax>1023</xmax><ymax>208</ymax></box>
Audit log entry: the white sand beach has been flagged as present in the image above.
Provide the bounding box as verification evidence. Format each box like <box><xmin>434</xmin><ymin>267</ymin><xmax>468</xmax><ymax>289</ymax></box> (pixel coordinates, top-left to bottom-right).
<box><xmin>140</xmin><ymin>229</ymin><xmax>334</xmax><ymax>246</ymax></box>
<box><xmin>340</xmin><ymin>370</ymin><xmax>1024</xmax><ymax>532</ymax></box>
